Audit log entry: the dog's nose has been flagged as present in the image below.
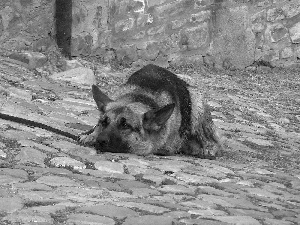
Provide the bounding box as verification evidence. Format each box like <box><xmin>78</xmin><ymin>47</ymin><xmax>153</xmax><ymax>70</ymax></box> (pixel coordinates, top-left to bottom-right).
<box><xmin>96</xmin><ymin>135</ymin><xmax>109</xmax><ymax>146</ymax></box>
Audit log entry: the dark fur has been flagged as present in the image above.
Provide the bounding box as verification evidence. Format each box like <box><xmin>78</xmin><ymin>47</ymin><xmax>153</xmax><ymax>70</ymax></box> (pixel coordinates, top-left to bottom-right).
<box><xmin>78</xmin><ymin>64</ymin><xmax>223</xmax><ymax>158</ymax></box>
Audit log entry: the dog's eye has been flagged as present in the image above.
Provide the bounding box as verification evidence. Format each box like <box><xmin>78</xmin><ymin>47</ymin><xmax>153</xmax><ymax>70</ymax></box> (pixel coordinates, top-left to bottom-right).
<box><xmin>119</xmin><ymin>117</ymin><xmax>132</xmax><ymax>130</ymax></box>
<box><xmin>101</xmin><ymin>117</ymin><xmax>110</xmax><ymax>127</ymax></box>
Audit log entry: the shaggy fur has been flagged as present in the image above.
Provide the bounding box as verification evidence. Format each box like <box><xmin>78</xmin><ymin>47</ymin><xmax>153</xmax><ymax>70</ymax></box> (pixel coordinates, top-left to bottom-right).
<box><xmin>78</xmin><ymin>64</ymin><xmax>223</xmax><ymax>158</ymax></box>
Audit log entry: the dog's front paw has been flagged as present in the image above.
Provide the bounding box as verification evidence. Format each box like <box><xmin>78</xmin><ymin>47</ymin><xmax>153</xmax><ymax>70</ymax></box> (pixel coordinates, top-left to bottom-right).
<box><xmin>184</xmin><ymin>140</ymin><xmax>221</xmax><ymax>159</ymax></box>
<box><xmin>78</xmin><ymin>133</ymin><xmax>96</xmax><ymax>146</ymax></box>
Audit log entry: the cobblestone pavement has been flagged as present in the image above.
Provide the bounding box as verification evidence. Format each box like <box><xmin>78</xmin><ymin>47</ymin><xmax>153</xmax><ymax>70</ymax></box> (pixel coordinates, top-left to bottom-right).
<box><xmin>0</xmin><ymin>58</ymin><xmax>299</xmax><ymax>225</ymax></box>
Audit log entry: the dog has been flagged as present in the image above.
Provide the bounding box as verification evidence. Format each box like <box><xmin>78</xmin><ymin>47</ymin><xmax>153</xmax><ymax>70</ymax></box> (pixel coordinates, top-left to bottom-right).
<box><xmin>78</xmin><ymin>64</ymin><xmax>223</xmax><ymax>159</ymax></box>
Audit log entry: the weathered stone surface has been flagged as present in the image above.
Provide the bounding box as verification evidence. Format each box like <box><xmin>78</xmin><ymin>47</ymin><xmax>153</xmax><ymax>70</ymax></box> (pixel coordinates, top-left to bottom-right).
<box><xmin>1</xmin><ymin>53</ymin><xmax>300</xmax><ymax>224</ymax></box>
<box><xmin>115</xmin><ymin>202</ymin><xmax>170</xmax><ymax>214</ymax></box>
<box><xmin>18</xmin><ymin>140</ymin><xmax>59</xmax><ymax>153</ymax></box>
<box><xmin>289</xmin><ymin>22</ymin><xmax>300</xmax><ymax>43</ymax></box>
<box><xmin>36</xmin><ymin>175</ymin><xmax>79</xmax><ymax>187</ymax></box>
<box><xmin>158</xmin><ymin>185</ymin><xmax>196</xmax><ymax>195</ymax></box>
<box><xmin>264</xmin><ymin>218</ymin><xmax>294</xmax><ymax>225</ymax></box>
<box><xmin>251</xmin><ymin>10</ymin><xmax>266</xmax><ymax>33</ymax></box>
<box><xmin>77</xmin><ymin>204</ymin><xmax>139</xmax><ymax>219</ymax></box>
<box><xmin>50</xmin><ymin>67</ymin><xmax>96</xmax><ymax>87</ymax></box>
<box><xmin>212</xmin><ymin>216</ymin><xmax>261</xmax><ymax>225</ymax></box>
<box><xmin>183</xmin><ymin>22</ymin><xmax>209</xmax><ymax>50</ymax></box>
<box><xmin>190</xmin><ymin>11</ymin><xmax>211</xmax><ymax>23</ymax></box>
<box><xmin>0</xmin><ymin>197</ymin><xmax>23</xmax><ymax>213</ymax></box>
<box><xmin>211</xmin><ymin>6</ymin><xmax>255</xmax><ymax>69</ymax></box>
<box><xmin>94</xmin><ymin>161</ymin><xmax>124</xmax><ymax>174</ymax></box>
<box><xmin>282</xmin><ymin>0</ymin><xmax>300</xmax><ymax>18</ymax></box>
<box><xmin>0</xmin><ymin>149</ymin><xmax>7</xmax><ymax>158</ymax></box>
<box><xmin>180</xmin><ymin>218</ymin><xmax>230</xmax><ymax>225</ymax></box>
<box><xmin>171</xmin><ymin>19</ymin><xmax>187</xmax><ymax>30</ymax></box>
<box><xmin>71</xmin><ymin>33</ymin><xmax>93</xmax><ymax>56</ymax></box>
<box><xmin>13</xmin><ymin>182</ymin><xmax>52</xmax><ymax>191</ymax></box>
<box><xmin>131</xmin><ymin>188</ymin><xmax>161</xmax><ymax>197</ymax></box>
<box><xmin>5</xmin><ymin>87</ymin><xmax>32</xmax><ymax>101</ymax></box>
<box><xmin>8</xmin><ymin>52</ymin><xmax>47</xmax><ymax>69</ymax></box>
<box><xmin>175</xmin><ymin>173</ymin><xmax>219</xmax><ymax>184</ymax></box>
<box><xmin>0</xmin><ymin>168</ymin><xmax>28</xmax><ymax>179</ymax></box>
<box><xmin>63</xmin><ymin>59</ymin><xmax>83</xmax><ymax>71</ymax></box>
<box><xmin>137</xmin><ymin>42</ymin><xmax>160</xmax><ymax>61</ymax></box>
<box><xmin>67</xmin><ymin>213</ymin><xmax>115</xmax><ymax>225</ymax></box>
<box><xmin>267</xmin><ymin>8</ymin><xmax>285</xmax><ymax>22</ymax></box>
<box><xmin>269</xmin><ymin>24</ymin><xmax>289</xmax><ymax>42</ymax></box>
<box><xmin>0</xmin><ymin>175</ymin><xmax>25</xmax><ymax>184</ymax></box>
<box><xmin>2</xmin><ymin>0</ymin><xmax>300</xmax><ymax>69</ymax></box>
<box><xmin>281</xmin><ymin>47</ymin><xmax>293</xmax><ymax>59</ymax></box>
<box><xmin>123</xmin><ymin>215</ymin><xmax>174</xmax><ymax>225</ymax></box>
<box><xmin>115</xmin><ymin>18</ymin><xmax>135</xmax><ymax>33</ymax></box>
<box><xmin>50</xmin><ymin>157</ymin><xmax>86</xmax><ymax>170</ymax></box>
<box><xmin>3</xmin><ymin>209</ymin><xmax>54</xmax><ymax>224</ymax></box>
<box><xmin>15</xmin><ymin>147</ymin><xmax>47</xmax><ymax>167</ymax></box>
<box><xmin>246</xmin><ymin>137</ymin><xmax>273</xmax><ymax>146</ymax></box>
<box><xmin>0</xmin><ymin>0</ymin><xmax>55</xmax><ymax>50</ymax></box>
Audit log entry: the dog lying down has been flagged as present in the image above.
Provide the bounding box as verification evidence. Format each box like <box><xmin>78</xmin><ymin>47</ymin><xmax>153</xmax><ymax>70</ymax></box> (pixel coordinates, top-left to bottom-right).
<box><xmin>78</xmin><ymin>64</ymin><xmax>223</xmax><ymax>159</ymax></box>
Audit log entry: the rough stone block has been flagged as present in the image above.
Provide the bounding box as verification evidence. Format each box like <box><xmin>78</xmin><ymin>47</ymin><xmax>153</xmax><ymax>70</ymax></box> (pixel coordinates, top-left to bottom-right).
<box><xmin>132</xmin><ymin>30</ymin><xmax>146</xmax><ymax>40</ymax></box>
<box><xmin>190</xmin><ymin>11</ymin><xmax>211</xmax><ymax>23</ymax></box>
<box><xmin>251</xmin><ymin>10</ymin><xmax>266</xmax><ymax>33</ymax></box>
<box><xmin>137</xmin><ymin>13</ymin><xmax>153</xmax><ymax>27</ymax></box>
<box><xmin>71</xmin><ymin>34</ymin><xmax>93</xmax><ymax>56</ymax></box>
<box><xmin>136</xmin><ymin>41</ymin><xmax>148</xmax><ymax>50</ymax></box>
<box><xmin>115</xmin><ymin>17</ymin><xmax>135</xmax><ymax>33</ymax></box>
<box><xmin>261</xmin><ymin>49</ymin><xmax>280</xmax><ymax>63</ymax></box>
<box><xmin>138</xmin><ymin>42</ymin><xmax>160</xmax><ymax>60</ymax></box>
<box><xmin>155</xmin><ymin>0</ymin><xmax>193</xmax><ymax>19</ymax></box>
<box><xmin>0</xmin><ymin>0</ymin><xmax>55</xmax><ymax>51</ymax></box>
<box><xmin>211</xmin><ymin>6</ymin><xmax>256</xmax><ymax>69</ymax></box>
<box><xmin>148</xmin><ymin>0</ymin><xmax>168</xmax><ymax>7</ymax></box>
<box><xmin>281</xmin><ymin>47</ymin><xmax>293</xmax><ymax>59</ymax></box>
<box><xmin>8</xmin><ymin>51</ymin><xmax>47</xmax><ymax>69</ymax></box>
<box><xmin>116</xmin><ymin>45</ymin><xmax>138</xmax><ymax>64</ymax></box>
<box><xmin>171</xmin><ymin>19</ymin><xmax>187</xmax><ymax>30</ymax></box>
<box><xmin>282</xmin><ymin>0</ymin><xmax>300</xmax><ymax>18</ymax></box>
<box><xmin>153</xmin><ymin>54</ymin><xmax>169</xmax><ymax>68</ymax></box>
<box><xmin>289</xmin><ymin>22</ymin><xmax>300</xmax><ymax>43</ymax></box>
<box><xmin>132</xmin><ymin>0</ymin><xmax>146</xmax><ymax>13</ymax></box>
<box><xmin>147</xmin><ymin>25</ymin><xmax>165</xmax><ymax>35</ymax></box>
<box><xmin>267</xmin><ymin>8</ymin><xmax>285</xmax><ymax>22</ymax></box>
<box><xmin>256</xmin><ymin>0</ymin><xmax>272</xmax><ymax>8</ymax></box>
<box><xmin>295</xmin><ymin>46</ymin><xmax>300</xmax><ymax>58</ymax></box>
<box><xmin>159</xmin><ymin>33</ymin><xmax>181</xmax><ymax>55</ymax></box>
<box><xmin>62</xmin><ymin>59</ymin><xmax>83</xmax><ymax>71</ymax></box>
<box><xmin>183</xmin><ymin>23</ymin><xmax>209</xmax><ymax>50</ymax></box>
<box><xmin>50</xmin><ymin>67</ymin><xmax>96</xmax><ymax>88</ymax></box>
<box><xmin>155</xmin><ymin>2</ymin><xmax>177</xmax><ymax>15</ymax></box>
<box><xmin>194</xmin><ymin>0</ymin><xmax>214</xmax><ymax>9</ymax></box>
<box><xmin>269</xmin><ymin>24</ymin><xmax>289</xmax><ymax>42</ymax></box>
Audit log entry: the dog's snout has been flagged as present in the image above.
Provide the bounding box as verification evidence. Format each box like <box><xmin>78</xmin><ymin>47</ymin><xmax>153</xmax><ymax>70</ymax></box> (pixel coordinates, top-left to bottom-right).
<box><xmin>97</xmin><ymin>134</ymin><xmax>109</xmax><ymax>146</ymax></box>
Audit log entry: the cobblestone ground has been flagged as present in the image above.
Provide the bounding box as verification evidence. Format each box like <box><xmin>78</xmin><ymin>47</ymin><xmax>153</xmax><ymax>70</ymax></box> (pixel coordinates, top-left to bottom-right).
<box><xmin>0</xmin><ymin>58</ymin><xmax>299</xmax><ymax>225</ymax></box>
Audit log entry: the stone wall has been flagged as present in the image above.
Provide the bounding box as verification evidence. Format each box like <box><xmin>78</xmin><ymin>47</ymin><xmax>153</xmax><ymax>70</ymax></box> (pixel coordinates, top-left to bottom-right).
<box><xmin>72</xmin><ymin>0</ymin><xmax>300</xmax><ymax>69</ymax></box>
<box><xmin>0</xmin><ymin>0</ymin><xmax>55</xmax><ymax>51</ymax></box>
<box><xmin>1</xmin><ymin>0</ymin><xmax>299</xmax><ymax>69</ymax></box>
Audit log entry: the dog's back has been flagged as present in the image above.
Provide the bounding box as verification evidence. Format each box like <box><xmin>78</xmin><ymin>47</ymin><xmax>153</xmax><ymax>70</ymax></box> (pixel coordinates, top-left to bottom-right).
<box><xmin>126</xmin><ymin>64</ymin><xmax>192</xmax><ymax>138</ymax></box>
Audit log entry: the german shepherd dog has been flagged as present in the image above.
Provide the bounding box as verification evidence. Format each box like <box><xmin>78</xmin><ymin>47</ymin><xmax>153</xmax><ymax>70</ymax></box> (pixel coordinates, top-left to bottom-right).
<box><xmin>78</xmin><ymin>64</ymin><xmax>223</xmax><ymax>159</ymax></box>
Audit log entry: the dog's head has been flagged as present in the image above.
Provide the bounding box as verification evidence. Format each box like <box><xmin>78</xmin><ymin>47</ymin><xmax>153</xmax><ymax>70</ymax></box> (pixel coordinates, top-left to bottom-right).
<box><xmin>91</xmin><ymin>85</ymin><xmax>175</xmax><ymax>155</ymax></box>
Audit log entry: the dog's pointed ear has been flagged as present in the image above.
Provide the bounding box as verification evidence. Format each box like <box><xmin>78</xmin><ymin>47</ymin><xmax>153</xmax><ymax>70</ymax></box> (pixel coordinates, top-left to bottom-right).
<box><xmin>143</xmin><ymin>103</ymin><xmax>175</xmax><ymax>131</ymax></box>
<box><xmin>92</xmin><ymin>85</ymin><xmax>112</xmax><ymax>112</ymax></box>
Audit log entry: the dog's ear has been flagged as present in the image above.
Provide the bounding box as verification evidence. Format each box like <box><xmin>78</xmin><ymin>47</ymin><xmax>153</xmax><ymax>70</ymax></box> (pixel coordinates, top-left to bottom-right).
<box><xmin>92</xmin><ymin>85</ymin><xmax>112</xmax><ymax>112</ymax></box>
<box><xmin>143</xmin><ymin>103</ymin><xmax>175</xmax><ymax>131</ymax></box>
